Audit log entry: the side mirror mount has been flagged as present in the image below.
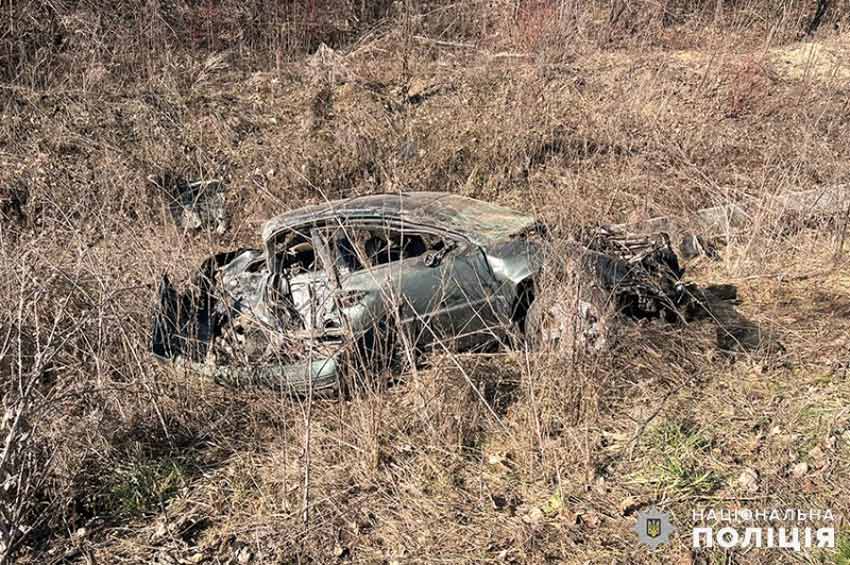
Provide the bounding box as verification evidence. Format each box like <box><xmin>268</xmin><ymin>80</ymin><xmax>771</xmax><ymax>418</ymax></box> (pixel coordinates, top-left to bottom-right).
<box><xmin>423</xmin><ymin>250</ymin><xmax>441</xmax><ymax>268</ymax></box>
<box><xmin>423</xmin><ymin>240</ymin><xmax>457</xmax><ymax>268</ymax></box>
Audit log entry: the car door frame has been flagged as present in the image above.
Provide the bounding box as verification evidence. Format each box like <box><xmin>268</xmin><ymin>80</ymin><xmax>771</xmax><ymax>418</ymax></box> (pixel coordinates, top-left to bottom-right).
<box><xmin>319</xmin><ymin>219</ymin><xmax>510</xmax><ymax>352</ymax></box>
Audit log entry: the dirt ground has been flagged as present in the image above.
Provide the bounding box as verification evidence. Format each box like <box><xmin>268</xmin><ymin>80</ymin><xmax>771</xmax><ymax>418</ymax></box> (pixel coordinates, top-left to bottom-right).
<box><xmin>2</xmin><ymin>3</ymin><xmax>850</xmax><ymax>564</ymax></box>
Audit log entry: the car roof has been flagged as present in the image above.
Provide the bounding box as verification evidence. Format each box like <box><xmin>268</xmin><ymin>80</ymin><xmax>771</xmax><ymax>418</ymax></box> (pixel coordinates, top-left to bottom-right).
<box><xmin>261</xmin><ymin>192</ymin><xmax>538</xmax><ymax>246</ymax></box>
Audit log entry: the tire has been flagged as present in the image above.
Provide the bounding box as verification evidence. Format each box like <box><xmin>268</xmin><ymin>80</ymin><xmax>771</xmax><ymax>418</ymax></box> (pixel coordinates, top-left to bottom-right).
<box><xmin>524</xmin><ymin>298</ymin><xmax>547</xmax><ymax>351</ymax></box>
<box><xmin>524</xmin><ymin>291</ymin><xmax>610</xmax><ymax>353</ymax></box>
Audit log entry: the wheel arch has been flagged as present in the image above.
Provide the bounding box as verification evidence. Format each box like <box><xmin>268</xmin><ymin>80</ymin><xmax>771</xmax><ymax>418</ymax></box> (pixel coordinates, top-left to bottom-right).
<box><xmin>510</xmin><ymin>275</ymin><xmax>537</xmax><ymax>333</ymax></box>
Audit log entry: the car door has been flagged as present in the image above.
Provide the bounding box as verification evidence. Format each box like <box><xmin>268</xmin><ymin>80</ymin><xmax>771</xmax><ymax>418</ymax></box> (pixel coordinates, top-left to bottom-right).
<box><xmin>414</xmin><ymin>241</ymin><xmax>508</xmax><ymax>351</ymax></box>
<box><xmin>326</xmin><ymin>223</ymin><xmax>507</xmax><ymax>352</ymax></box>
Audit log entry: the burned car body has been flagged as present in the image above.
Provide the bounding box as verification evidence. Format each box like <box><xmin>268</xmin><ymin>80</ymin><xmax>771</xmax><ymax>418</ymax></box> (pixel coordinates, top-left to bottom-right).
<box><xmin>151</xmin><ymin>192</ymin><xmax>695</xmax><ymax>393</ymax></box>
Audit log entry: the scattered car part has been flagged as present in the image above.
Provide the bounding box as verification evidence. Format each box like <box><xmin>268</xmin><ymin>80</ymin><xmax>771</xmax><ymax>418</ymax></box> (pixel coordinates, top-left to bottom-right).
<box><xmin>148</xmin><ymin>174</ymin><xmax>229</xmax><ymax>234</ymax></box>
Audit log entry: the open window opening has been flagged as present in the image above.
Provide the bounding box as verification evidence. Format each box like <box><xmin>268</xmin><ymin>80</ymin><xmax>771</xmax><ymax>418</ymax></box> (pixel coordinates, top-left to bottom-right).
<box><xmin>327</xmin><ymin>226</ymin><xmax>448</xmax><ymax>273</ymax></box>
<box><xmin>269</xmin><ymin>231</ymin><xmax>322</xmax><ymax>275</ymax></box>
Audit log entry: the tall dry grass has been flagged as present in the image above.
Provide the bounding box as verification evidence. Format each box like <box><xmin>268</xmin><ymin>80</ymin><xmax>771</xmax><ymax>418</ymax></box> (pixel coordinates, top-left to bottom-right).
<box><xmin>3</xmin><ymin>0</ymin><xmax>848</xmax><ymax>87</ymax></box>
<box><xmin>3</xmin><ymin>1</ymin><xmax>850</xmax><ymax>563</ymax></box>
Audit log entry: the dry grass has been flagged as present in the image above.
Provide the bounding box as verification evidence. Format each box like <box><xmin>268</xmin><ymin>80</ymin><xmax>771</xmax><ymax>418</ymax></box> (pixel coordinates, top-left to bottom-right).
<box><xmin>3</xmin><ymin>2</ymin><xmax>850</xmax><ymax>564</ymax></box>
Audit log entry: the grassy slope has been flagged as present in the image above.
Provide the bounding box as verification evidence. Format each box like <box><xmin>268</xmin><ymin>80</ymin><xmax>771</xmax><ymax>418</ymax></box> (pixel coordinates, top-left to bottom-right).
<box><xmin>3</xmin><ymin>14</ymin><xmax>850</xmax><ymax>565</ymax></box>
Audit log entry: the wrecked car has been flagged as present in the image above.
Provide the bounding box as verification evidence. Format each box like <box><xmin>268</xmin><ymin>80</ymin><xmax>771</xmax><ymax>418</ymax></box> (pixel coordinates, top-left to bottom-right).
<box><xmin>151</xmin><ymin>192</ymin><xmax>706</xmax><ymax>394</ymax></box>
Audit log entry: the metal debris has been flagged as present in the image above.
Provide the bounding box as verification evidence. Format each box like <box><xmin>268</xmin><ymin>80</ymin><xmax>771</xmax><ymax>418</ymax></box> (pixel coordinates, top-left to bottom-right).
<box><xmin>148</xmin><ymin>174</ymin><xmax>229</xmax><ymax>234</ymax></box>
<box><xmin>150</xmin><ymin>192</ymin><xmax>768</xmax><ymax>393</ymax></box>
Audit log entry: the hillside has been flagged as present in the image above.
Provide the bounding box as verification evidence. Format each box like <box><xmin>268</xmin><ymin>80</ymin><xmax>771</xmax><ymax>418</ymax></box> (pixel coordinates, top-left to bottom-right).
<box><xmin>2</xmin><ymin>2</ymin><xmax>850</xmax><ymax>564</ymax></box>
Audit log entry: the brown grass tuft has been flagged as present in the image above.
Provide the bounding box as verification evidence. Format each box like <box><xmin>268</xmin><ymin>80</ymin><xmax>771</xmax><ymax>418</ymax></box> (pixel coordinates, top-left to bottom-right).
<box><xmin>4</xmin><ymin>2</ymin><xmax>850</xmax><ymax>563</ymax></box>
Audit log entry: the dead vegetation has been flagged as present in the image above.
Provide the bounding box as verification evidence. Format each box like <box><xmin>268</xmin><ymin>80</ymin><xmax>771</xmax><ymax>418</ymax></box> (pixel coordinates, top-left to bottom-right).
<box><xmin>3</xmin><ymin>1</ymin><xmax>850</xmax><ymax>563</ymax></box>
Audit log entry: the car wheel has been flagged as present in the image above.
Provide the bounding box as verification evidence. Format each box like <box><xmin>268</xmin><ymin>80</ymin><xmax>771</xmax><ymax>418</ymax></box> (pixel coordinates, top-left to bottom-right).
<box><xmin>524</xmin><ymin>291</ymin><xmax>610</xmax><ymax>353</ymax></box>
<box><xmin>524</xmin><ymin>297</ymin><xmax>551</xmax><ymax>351</ymax></box>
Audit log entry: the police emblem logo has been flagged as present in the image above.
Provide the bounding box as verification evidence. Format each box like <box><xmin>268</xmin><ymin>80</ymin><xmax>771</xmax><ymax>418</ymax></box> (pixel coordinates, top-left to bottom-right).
<box><xmin>646</xmin><ymin>518</ymin><xmax>662</xmax><ymax>538</ymax></box>
<box><xmin>634</xmin><ymin>507</ymin><xmax>675</xmax><ymax>549</ymax></box>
